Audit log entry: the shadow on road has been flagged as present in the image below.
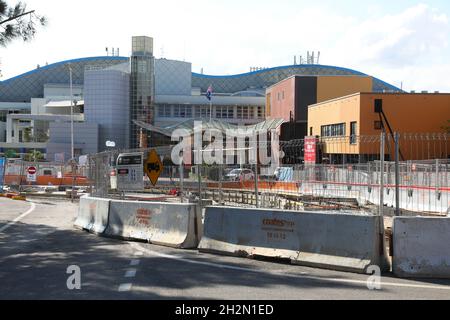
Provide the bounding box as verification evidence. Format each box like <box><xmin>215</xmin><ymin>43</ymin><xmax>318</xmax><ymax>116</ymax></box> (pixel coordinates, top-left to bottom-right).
<box><xmin>1</xmin><ymin>218</ymin><xmax>449</xmax><ymax>300</ymax></box>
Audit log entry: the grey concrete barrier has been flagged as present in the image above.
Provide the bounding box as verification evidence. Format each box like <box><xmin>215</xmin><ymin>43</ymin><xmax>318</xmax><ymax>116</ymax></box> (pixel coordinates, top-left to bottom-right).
<box><xmin>105</xmin><ymin>200</ymin><xmax>202</xmax><ymax>249</ymax></box>
<box><xmin>74</xmin><ymin>195</ymin><xmax>110</xmax><ymax>234</ymax></box>
<box><xmin>199</xmin><ymin>206</ymin><xmax>385</xmax><ymax>274</ymax></box>
<box><xmin>393</xmin><ymin>217</ymin><xmax>450</xmax><ymax>278</ymax></box>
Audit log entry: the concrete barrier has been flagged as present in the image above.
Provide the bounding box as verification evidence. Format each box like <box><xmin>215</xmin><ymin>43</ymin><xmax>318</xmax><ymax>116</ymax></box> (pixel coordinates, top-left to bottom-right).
<box><xmin>105</xmin><ymin>200</ymin><xmax>201</xmax><ymax>249</ymax></box>
<box><xmin>393</xmin><ymin>217</ymin><xmax>450</xmax><ymax>278</ymax></box>
<box><xmin>199</xmin><ymin>206</ymin><xmax>385</xmax><ymax>273</ymax></box>
<box><xmin>74</xmin><ymin>195</ymin><xmax>110</xmax><ymax>234</ymax></box>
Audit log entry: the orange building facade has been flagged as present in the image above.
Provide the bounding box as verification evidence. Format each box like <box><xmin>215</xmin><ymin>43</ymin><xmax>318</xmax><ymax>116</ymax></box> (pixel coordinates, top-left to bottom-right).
<box><xmin>266</xmin><ymin>75</ymin><xmax>373</xmax><ymax>140</ymax></box>
<box><xmin>308</xmin><ymin>93</ymin><xmax>450</xmax><ymax>162</ymax></box>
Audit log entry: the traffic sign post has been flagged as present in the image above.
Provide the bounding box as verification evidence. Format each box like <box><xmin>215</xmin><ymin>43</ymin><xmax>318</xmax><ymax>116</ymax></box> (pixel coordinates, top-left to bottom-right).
<box><xmin>110</xmin><ymin>168</ymin><xmax>118</xmax><ymax>190</ymax></box>
<box><xmin>144</xmin><ymin>149</ymin><xmax>164</xmax><ymax>186</ymax></box>
<box><xmin>116</xmin><ymin>153</ymin><xmax>144</xmax><ymax>192</ymax></box>
<box><xmin>27</xmin><ymin>166</ymin><xmax>37</xmax><ymax>183</ymax></box>
<box><xmin>0</xmin><ymin>157</ymin><xmax>5</xmax><ymax>192</ymax></box>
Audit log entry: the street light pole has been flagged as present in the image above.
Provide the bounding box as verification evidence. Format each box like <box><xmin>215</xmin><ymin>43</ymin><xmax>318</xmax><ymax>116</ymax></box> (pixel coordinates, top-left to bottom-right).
<box><xmin>68</xmin><ymin>64</ymin><xmax>77</xmax><ymax>203</ymax></box>
<box><xmin>69</xmin><ymin>64</ymin><xmax>74</xmax><ymax>161</ymax></box>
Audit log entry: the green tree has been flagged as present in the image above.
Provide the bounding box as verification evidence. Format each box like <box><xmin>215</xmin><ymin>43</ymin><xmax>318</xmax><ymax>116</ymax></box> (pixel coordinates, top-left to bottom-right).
<box><xmin>24</xmin><ymin>150</ymin><xmax>44</xmax><ymax>162</ymax></box>
<box><xmin>23</xmin><ymin>127</ymin><xmax>32</xmax><ymax>142</ymax></box>
<box><xmin>0</xmin><ymin>1</ymin><xmax>46</xmax><ymax>47</ymax></box>
<box><xmin>4</xmin><ymin>149</ymin><xmax>17</xmax><ymax>158</ymax></box>
<box><xmin>22</xmin><ymin>127</ymin><xmax>49</xmax><ymax>143</ymax></box>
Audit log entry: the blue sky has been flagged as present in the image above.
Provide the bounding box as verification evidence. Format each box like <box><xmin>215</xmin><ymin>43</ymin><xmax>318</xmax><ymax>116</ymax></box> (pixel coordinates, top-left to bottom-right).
<box><xmin>1</xmin><ymin>0</ymin><xmax>449</xmax><ymax>92</ymax></box>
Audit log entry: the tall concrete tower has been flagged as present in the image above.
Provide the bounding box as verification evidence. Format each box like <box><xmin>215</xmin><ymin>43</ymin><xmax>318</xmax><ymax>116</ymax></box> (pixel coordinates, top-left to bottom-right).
<box><xmin>130</xmin><ymin>36</ymin><xmax>155</xmax><ymax>149</ymax></box>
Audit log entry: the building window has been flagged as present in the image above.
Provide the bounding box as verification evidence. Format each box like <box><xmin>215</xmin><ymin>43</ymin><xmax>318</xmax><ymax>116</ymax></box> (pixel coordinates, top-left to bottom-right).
<box><xmin>195</xmin><ymin>106</ymin><xmax>211</xmax><ymax>118</ymax></box>
<box><xmin>216</xmin><ymin>106</ymin><xmax>234</xmax><ymax>119</ymax></box>
<box><xmin>237</xmin><ymin>106</ymin><xmax>250</xmax><ymax>119</ymax></box>
<box><xmin>321</xmin><ymin>123</ymin><xmax>346</xmax><ymax>137</ymax></box>
<box><xmin>173</xmin><ymin>105</ymin><xmax>192</xmax><ymax>118</ymax></box>
<box><xmin>282</xmin><ymin>91</ymin><xmax>285</xmax><ymax>100</ymax></box>
<box><xmin>158</xmin><ymin>105</ymin><xmax>171</xmax><ymax>118</ymax></box>
<box><xmin>374</xmin><ymin>121</ymin><xmax>383</xmax><ymax>130</ymax></box>
<box><xmin>257</xmin><ymin>106</ymin><xmax>264</xmax><ymax>119</ymax></box>
<box><xmin>350</xmin><ymin>122</ymin><xmax>357</xmax><ymax>144</ymax></box>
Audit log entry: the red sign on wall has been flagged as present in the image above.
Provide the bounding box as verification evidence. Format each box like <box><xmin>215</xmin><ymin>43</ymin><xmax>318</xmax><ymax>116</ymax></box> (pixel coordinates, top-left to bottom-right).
<box><xmin>304</xmin><ymin>137</ymin><xmax>318</xmax><ymax>164</ymax></box>
<box><xmin>27</xmin><ymin>166</ymin><xmax>37</xmax><ymax>175</ymax></box>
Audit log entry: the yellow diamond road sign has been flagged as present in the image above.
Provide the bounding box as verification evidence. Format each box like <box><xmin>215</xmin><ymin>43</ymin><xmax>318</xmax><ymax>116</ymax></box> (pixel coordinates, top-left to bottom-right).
<box><xmin>145</xmin><ymin>149</ymin><xmax>164</xmax><ymax>186</ymax></box>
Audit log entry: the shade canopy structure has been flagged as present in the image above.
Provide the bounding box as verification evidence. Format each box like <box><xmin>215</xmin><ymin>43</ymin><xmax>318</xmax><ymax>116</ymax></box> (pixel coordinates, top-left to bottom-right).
<box><xmin>133</xmin><ymin>118</ymin><xmax>285</xmax><ymax>138</ymax></box>
<box><xmin>44</xmin><ymin>100</ymin><xmax>85</xmax><ymax>108</ymax></box>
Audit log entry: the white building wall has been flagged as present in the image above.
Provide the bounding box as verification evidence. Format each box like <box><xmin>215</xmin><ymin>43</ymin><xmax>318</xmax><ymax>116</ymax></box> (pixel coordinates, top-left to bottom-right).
<box><xmin>84</xmin><ymin>68</ymin><xmax>130</xmax><ymax>151</ymax></box>
<box><xmin>0</xmin><ymin>122</ymin><xmax>6</xmax><ymax>142</ymax></box>
<box><xmin>44</xmin><ymin>84</ymin><xmax>83</xmax><ymax>100</ymax></box>
<box><xmin>47</xmin><ymin>122</ymin><xmax>99</xmax><ymax>161</ymax></box>
<box><xmin>31</xmin><ymin>98</ymin><xmax>48</xmax><ymax>115</ymax></box>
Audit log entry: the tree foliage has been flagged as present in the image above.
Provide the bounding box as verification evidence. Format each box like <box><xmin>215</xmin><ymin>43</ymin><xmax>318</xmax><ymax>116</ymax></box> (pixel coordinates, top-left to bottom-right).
<box><xmin>24</xmin><ymin>150</ymin><xmax>44</xmax><ymax>162</ymax></box>
<box><xmin>4</xmin><ymin>149</ymin><xmax>18</xmax><ymax>158</ymax></box>
<box><xmin>0</xmin><ymin>0</ymin><xmax>46</xmax><ymax>47</ymax></box>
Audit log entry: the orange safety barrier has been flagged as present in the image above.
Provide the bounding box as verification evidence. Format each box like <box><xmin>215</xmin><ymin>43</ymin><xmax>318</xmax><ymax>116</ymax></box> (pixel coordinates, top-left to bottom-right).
<box><xmin>208</xmin><ymin>180</ymin><xmax>450</xmax><ymax>194</ymax></box>
<box><xmin>4</xmin><ymin>174</ymin><xmax>91</xmax><ymax>186</ymax></box>
<box><xmin>207</xmin><ymin>181</ymin><xmax>299</xmax><ymax>192</ymax></box>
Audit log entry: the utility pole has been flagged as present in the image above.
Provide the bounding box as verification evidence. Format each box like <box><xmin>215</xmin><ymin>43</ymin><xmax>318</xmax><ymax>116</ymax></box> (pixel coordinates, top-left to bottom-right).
<box><xmin>379</xmin><ymin>132</ymin><xmax>385</xmax><ymax>217</ymax></box>
<box><xmin>69</xmin><ymin>64</ymin><xmax>74</xmax><ymax>161</ymax></box>
<box><xmin>68</xmin><ymin>64</ymin><xmax>76</xmax><ymax>203</ymax></box>
<box><xmin>379</xmin><ymin>132</ymin><xmax>388</xmax><ymax>269</ymax></box>
<box><xmin>394</xmin><ymin>132</ymin><xmax>400</xmax><ymax>216</ymax></box>
<box><xmin>180</xmin><ymin>160</ymin><xmax>184</xmax><ymax>204</ymax></box>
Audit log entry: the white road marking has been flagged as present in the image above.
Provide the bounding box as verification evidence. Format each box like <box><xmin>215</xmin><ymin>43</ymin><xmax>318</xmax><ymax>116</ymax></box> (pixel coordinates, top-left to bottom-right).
<box><xmin>130</xmin><ymin>259</ymin><xmax>140</xmax><ymax>266</ymax></box>
<box><xmin>118</xmin><ymin>283</ymin><xmax>132</xmax><ymax>292</ymax></box>
<box><xmin>130</xmin><ymin>242</ymin><xmax>450</xmax><ymax>292</ymax></box>
<box><xmin>125</xmin><ymin>269</ymin><xmax>137</xmax><ymax>278</ymax></box>
<box><xmin>0</xmin><ymin>202</ymin><xmax>36</xmax><ymax>233</ymax></box>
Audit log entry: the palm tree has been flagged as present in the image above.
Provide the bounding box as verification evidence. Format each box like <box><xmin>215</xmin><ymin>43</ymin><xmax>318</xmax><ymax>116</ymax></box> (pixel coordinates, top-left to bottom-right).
<box><xmin>24</xmin><ymin>150</ymin><xmax>44</xmax><ymax>162</ymax></box>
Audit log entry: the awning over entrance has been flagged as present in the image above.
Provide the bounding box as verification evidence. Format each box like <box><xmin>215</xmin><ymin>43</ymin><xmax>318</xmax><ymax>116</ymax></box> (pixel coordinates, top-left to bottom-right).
<box><xmin>44</xmin><ymin>100</ymin><xmax>85</xmax><ymax>108</ymax></box>
<box><xmin>133</xmin><ymin>118</ymin><xmax>285</xmax><ymax>137</ymax></box>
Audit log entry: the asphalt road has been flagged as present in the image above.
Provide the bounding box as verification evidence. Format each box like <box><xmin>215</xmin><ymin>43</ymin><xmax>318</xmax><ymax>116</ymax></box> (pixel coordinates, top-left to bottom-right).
<box><xmin>1</xmin><ymin>196</ymin><xmax>450</xmax><ymax>300</ymax></box>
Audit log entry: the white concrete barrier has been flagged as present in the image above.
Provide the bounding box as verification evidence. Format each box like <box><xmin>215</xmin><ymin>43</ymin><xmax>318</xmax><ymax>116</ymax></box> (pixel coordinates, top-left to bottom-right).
<box><xmin>393</xmin><ymin>217</ymin><xmax>450</xmax><ymax>278</ymax></box>
<box><xmin>105</xmin><ymin>200</ymin><xmax>201</xmax><ymax>249</ymax></box>
<box><xmin>74</xmin><ymin>195</ymin><xmax>110</xmax><ymax>234</ymax></box>
<box><xmin>199</xmin><ymin>206</ymin><xmax>385</xmax><ymax>273</ymax></box>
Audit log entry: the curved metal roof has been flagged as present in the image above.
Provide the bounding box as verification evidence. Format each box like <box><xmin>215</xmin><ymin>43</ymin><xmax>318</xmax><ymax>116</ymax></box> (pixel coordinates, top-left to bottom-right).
<box><xmin>0</xmin><ymin>56</ymin><xmax>129</xmax><ymax>102</ymax></box>
<box><xmin>0</xmin><ymin>57</ymin><xmax>402</xmax><ymax>103</ymax></box>
<box><xmin>192</xmin><ymin>64</ymin><xmax>401</xmax><ymax>94</ymax></box>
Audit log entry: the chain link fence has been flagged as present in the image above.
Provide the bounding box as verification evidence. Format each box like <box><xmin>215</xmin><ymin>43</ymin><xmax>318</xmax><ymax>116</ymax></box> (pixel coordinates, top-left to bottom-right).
<box><xmin>2</xmin><ymin>159</ymin><xmax>90</xmax><ymax>192</ymax></box>
<box><xmin>2</xmin><ymin>133</ymin><xmax>448</xmax><ymax>215</ymax></box>
<box><xmin>80</xmin><ymin>133</ymin><xmax>449</xmax><ymax>215</ymax></box>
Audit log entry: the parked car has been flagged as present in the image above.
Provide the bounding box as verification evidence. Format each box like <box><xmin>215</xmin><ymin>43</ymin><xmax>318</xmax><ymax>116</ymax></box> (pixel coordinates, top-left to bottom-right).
<box><xmin>225</xmin><ymin>168</ymin><xmax>254</xmax><ymax>182</ymax></box>
<box><xmin>261</xmin><ymin>167</ymin><xmax>294</xmax><ymax>182</ymax></box>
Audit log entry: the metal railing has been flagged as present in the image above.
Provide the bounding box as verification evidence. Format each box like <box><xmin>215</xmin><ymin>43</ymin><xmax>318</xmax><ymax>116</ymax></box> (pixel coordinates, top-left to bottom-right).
<box><xmin>3</xmin><ymin>132</ymin><xmax>448</xmax><ymax>215</ymax></box>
